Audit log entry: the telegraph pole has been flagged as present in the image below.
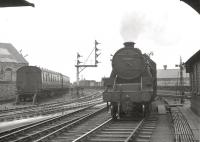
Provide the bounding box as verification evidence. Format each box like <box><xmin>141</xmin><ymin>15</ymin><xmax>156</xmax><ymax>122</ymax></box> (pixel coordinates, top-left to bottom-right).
<box><xmin>76</xmin><ymin>53</ymin><xmax>81</xmax><ymax>85</ymax></box>
<box><xmin>75</xmin><ymin>40</ymin><xmax>101</xmax><ymax>86</ymax></box>
<box><xmin>175</xmin><ymin>56</ymin><xmax>184</xmax><ymax>104</ymax></box>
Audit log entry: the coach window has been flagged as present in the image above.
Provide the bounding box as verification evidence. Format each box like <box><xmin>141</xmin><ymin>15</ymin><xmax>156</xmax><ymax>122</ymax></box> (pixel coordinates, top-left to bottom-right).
<box><xmin>43</xmin><ymin>73</ymin><xmax>45</xmax><ymax>82</ymax></box>
<box><xmin>46</xmin><ymin>74</ymin><xmax>48</xmax><ymax>82</ymax></box>
<box><xmin>42</xmin><ymin>73</ymin><xmax>43</xmax><ymax>82</ymax></box>
<box><xmin>44</xmin><ymin>73</ymin><xmax>46</xmax><ymax>82</ymax></box>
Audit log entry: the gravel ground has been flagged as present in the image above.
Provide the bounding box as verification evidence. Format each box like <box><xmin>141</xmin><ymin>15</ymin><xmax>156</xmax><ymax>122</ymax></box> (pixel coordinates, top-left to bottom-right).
<box><xmin>0</xmin><ymin>89</ymin><xmax>101</xmax><ymax>111</ymax></box>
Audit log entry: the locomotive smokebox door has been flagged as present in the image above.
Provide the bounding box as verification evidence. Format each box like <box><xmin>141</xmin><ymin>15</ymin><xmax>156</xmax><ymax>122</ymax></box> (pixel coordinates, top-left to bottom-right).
<box><xmin>112</xmin><ymin>42</ymin><xmax>145</xmax><ymax>80</ymax></box>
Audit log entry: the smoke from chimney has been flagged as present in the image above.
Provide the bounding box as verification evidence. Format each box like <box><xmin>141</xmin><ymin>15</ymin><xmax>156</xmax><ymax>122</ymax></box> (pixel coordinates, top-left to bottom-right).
<box><xmin>120</xmin><ymin>11</ymin><xmax>147</xmax><ymax>42</ymax></box>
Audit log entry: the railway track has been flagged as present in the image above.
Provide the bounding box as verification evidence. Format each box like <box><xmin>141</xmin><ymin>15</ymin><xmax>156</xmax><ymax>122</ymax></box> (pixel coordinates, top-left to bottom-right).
<box><xmin>35</xmin><ymin>105</ymin><xmax>110</xmax><ymax>142</ymax></box>
<box><xmin>73</xmin><ymin>115</ymin><xmax>157</xmax><ymax>142</ymax></box>
<box><xmin>0</xmin><ymin>93</ymin><xmax>102</xmax><ymax>121</ymax></box>
<box><xmin>0</xmin><ymin>103</ymin><xmax>107</xmax><ymax>142</ymax></box>
<box><xmin>0</xmin><ymin>91</ymin><xmax>102</xmax><ymax>114</ymax></box>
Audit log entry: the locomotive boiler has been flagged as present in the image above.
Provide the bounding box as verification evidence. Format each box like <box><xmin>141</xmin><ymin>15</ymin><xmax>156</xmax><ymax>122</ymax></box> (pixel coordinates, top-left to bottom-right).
<box><xmin>16</xmin><ymin>66</ymin><xmax>70</xmax><ymax>104</ymax></box>
<box><xmin>103</xmin><ymin>42</ymin><xmax>157</xmax><ymax>119</ymax></box>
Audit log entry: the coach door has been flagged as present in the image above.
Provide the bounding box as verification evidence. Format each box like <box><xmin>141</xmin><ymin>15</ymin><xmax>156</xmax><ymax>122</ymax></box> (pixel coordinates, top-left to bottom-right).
<box><xmin>25</xmin><ymin>70</ymin><xmax>39</xmax><ymax>92</ymax></box>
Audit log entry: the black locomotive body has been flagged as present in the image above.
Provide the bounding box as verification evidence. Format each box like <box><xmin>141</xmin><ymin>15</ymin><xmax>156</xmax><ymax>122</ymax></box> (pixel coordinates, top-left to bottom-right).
<box><xmin>103</xmin><ymin>42</ymin><xmax>157</xmax><ymax>119</ymax></box>
<box><xmin>16</xmin><ymin>66</ymin><xmax>70</xmax><ymax>104</ymax></box>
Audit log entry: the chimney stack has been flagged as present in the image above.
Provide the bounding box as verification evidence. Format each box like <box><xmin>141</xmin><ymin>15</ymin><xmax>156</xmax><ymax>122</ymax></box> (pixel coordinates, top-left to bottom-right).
<box><xmin>163</xmin><ymin>65</ymin><xmax>167</xmax><ymax>70</ymax></box>
<box><xmin>124</xmin><ymin>42</ymin><xmax>135</xmax><ymax>48</ymax></box>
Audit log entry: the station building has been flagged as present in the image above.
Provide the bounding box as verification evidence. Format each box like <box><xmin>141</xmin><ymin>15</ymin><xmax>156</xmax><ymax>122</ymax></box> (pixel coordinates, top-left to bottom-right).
<box><xmin>185</xmin><ymin>49</ymin><xmax>200</xmax><ymax>116</ymax></box>
<box><xmin>157</xmin><ymin>68</ymin><xmax>190</xmax><ymax>90</ymax></box>
<box><xmin>0</xmin><ymin>43</ymin><xmax>28</xmax><ymax>102</ymax></box>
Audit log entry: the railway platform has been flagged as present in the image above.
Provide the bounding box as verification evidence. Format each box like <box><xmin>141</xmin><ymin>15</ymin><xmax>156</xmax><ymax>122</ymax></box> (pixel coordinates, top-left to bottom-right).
<box><xmin>151</xmin><ymin>114</ymin><xmax>174</xmax><ymax>142</ymax></box>
<box><xmin>149</xmin><ymin>99</ymin><xmax>174</xmax><ymax>142</ymax></box>
<box><xmin>0</xmin><ymin>109</ymin><xmax>75</xmax><ymax>133</ymax></box>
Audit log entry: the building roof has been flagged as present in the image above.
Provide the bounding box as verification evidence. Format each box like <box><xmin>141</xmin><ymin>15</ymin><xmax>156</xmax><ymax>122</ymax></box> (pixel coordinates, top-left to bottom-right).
<box><xmin>185</xmin><ymin>49</ymin><xmax>200</xmax><ymax>73</ymax></box>
<box><xmin>0</xmin><ymin>43</ymin><xmax>28</xmax><ymax>64</ymax></box>
<box><xmin>157</xmin><ymin>69</ymin><xmax>189</xmax><ymax>79</ymax></box>
<box><xmin>0</xmin><ymin>0</ymin><xmax>34</xmax><ymax>7</ymax></box>
<box><xmin>181</xmin><ymin>0</ymin><xmax>200</xmax><ymax>14</ymax></box>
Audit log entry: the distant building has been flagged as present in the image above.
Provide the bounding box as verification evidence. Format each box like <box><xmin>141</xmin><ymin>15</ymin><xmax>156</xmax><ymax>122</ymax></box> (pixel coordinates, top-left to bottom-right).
<box><xmin>0</xmin><ymin>43</ymin><xmax>28</xmax><ymax>101</ymax></box>
<box><xmin>78</xmin><ymin>79</ymin><xmax>103</xmax><ymax>88</ymax></box>
<box><xmin>157</xmin><ymin>69</ymin><xmax>190</xmax><ymax>90</ymax></box>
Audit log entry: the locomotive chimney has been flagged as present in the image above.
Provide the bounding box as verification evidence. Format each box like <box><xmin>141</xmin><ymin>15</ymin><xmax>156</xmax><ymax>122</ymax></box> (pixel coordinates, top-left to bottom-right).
<box><xmin>124</xmin><ymin>42</ymin><xmax>135</xmax><ymax>48</ymax></box>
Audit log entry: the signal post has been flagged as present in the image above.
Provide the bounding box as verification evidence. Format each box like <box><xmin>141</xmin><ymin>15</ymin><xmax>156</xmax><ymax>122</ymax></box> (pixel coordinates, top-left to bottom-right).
<box><xmin>75</xmin><ymin>40</ymin><xmax>100</xmax><ymax>95</ymax></box>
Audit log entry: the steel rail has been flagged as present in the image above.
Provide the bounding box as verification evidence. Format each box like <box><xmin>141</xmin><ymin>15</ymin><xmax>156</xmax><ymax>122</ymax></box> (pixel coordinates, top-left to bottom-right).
<box><xmin>73</xmin><ymin>119</ymin><xmax>145</xmax><ymax>142</ymax></box>
<box><xmin>35</xmin><ymin>106</ymin><xmax>107</xmax><ymax>142</ymax></box>
<box><xmin>0</xmin><ymin>91</ymin><xmax>102</xmax><ymax>114</ymax></box>
<box><xmin>0</xmin><ymin>92</ymin><xmax>101</xmax><ymax>116</ymax></box>
<box><xmin>73</xmin><ymin>115</ymin><xmax>156</xmax><ymax>142</ymax></box>
<box><xmin>124</xmin><ymin>119</ymin><xmax>144</xmax><ymax>142</ymax></box>
<box><xmin>72</xmin><ymin>118</ymin><xmax>113</xmax><ymax>142</ymax></box>
<box><xmin>0</xmin><ymin>103</ymin><xmax>104</xmax><ymax>142</ymax></box>
<box><xmin>11</xmin><ymin>114</ymin><xmax>90</xmax><ymax>142</ymax></box>
<box><xmin>0</xmin><ymin>116</ymin><xmax>54</xmax><ymax>138</ymax></box>
<box><xmin>0</xmin><ymin>98</ymin><xmax>102</xmax><ymax>121</ymax></box>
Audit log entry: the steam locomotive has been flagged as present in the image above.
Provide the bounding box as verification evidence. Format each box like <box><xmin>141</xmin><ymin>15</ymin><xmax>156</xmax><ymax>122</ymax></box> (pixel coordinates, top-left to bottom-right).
<box><xmin>103</xmin><ymin>42</ymin><xmax>157</xmax><ymax>119</ymax></box>
<box><xmin>16</xmin><ymin>66</ymin><xmax>70</xmax><ymax>104</ymax></box>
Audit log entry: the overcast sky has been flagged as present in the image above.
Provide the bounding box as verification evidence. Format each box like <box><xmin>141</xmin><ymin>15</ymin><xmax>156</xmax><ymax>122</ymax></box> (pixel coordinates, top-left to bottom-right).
<box><xmin>0</xmin><ymin>0</ymin><xmax>199</xmax><ymax>82</ymax></box>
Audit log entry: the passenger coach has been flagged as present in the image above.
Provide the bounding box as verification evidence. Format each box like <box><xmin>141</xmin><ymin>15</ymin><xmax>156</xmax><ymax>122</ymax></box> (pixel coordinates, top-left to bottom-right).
<box><xmin>16</xmin><ymin>66</ymin><xmax>70</xmax><ymax>104</ymax></box>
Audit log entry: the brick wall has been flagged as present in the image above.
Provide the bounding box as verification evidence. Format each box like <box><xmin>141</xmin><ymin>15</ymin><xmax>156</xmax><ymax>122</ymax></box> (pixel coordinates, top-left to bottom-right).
<box><xmin>0</xmin><ymin>81</ymin><xmax>16</xmax><ymax>102</ymax></box>
<box><xmin>0</xmin><ymin>62</ymin><xmax>28</xmax><ymax>81</ymax></box>
<box><xmin>0</xmin><ymin>62</ymin><xmax>28</xmax><ymax>102</ymax></box>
